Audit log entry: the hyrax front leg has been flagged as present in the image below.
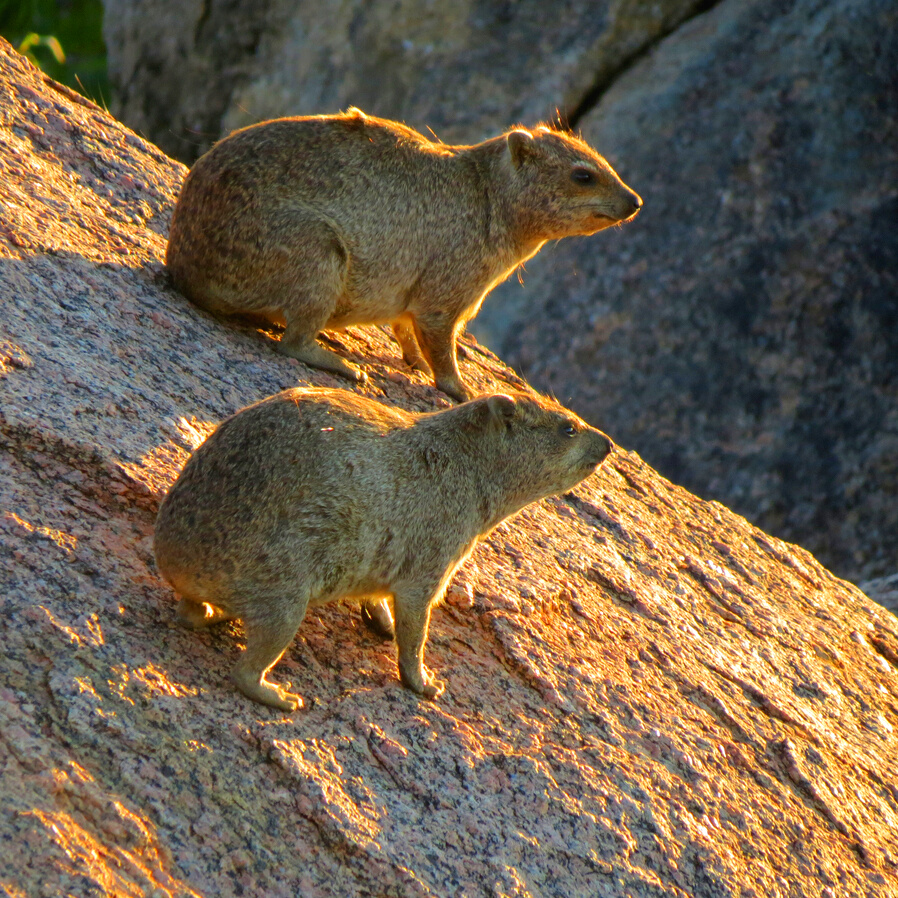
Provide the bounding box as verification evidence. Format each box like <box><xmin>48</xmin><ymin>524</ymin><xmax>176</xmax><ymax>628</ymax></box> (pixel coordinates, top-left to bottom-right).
<box><xmin>412</xmin><ymin>314</ymin><xmax>471</xmax><ymax>402</ymax></box>
<box><xmin>272</xmin><ymin>218</ymin><xmax>367</xmax><ymax>384</ymax></box>
<box><xmin>393</xmin><ymin>585</ymin><xmax>445</xmax><ymax>700</ymax></box>
<box><xmin>279</xmin><ymin>319</ymin><xmax>367</xmax><ymax>384</ymax></box>
<box><xmin>231</xmin><ymin>608</ymin><xmax>307</xmax><ymax>712</ymax></box>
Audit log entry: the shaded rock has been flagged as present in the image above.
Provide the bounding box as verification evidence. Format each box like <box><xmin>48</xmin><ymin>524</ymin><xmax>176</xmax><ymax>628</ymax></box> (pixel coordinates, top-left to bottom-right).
<box><xmin>3</xmin><ymin>39</ymin><xmax>898</xmax><ymax>898</ymax></box>
<box><xmin>103</xmin><ymin>0</ymin><xmax>712</xmax><ymax>162</ymax></box>
<box><xmin>862</xmin><ymin>575</ymin><xmax>898</xmax><ymax>617</ymax></box>
<box><xmin>490</xmin><ymin>0</ymin><xmax>898</xmax><ymax>583</ymax></box>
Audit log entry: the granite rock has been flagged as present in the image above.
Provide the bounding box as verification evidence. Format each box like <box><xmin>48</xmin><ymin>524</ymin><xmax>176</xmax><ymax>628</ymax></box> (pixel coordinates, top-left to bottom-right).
<box><xmin>490</xmin><ymin>0</ymin><xmax>898</xmax><ymax>583</ymax></box>
<box><xmin>103</xmin><ymin>0</ymin><xmax>712</xmax><ymax>163</ymax></box>
<box><xmin>3</xmin><ymin>40</ymin><xmax>898</xmax><ymax>898</ymax></box>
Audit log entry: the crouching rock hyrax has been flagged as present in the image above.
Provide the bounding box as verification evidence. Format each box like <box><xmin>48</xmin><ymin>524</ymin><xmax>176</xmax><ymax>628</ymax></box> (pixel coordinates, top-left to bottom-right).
<box><xmin>153</xmin><ymin>387</ymin><xmax>613</xmax><ymax>710</ymax></box>
<box><xmin>165</xmin><ymin>109</ymin><xmax>642</xmax><ymax>401</ymax></box>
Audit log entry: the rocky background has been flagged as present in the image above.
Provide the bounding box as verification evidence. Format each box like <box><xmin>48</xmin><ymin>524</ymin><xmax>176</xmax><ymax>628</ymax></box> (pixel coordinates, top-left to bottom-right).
<box><xmin>102</xmin><ymin>0</ymin><xmax>898</xmax><ymax>585</ymax></box>
<box><xmin>102</xmin><ymin>0</ymin><xmax>714</xmax><ymax>165</ymax></box>
<box><xmin>3</xmin><ymin>38</ymin><xmax>898</xmax><ymax>898</ymax></box>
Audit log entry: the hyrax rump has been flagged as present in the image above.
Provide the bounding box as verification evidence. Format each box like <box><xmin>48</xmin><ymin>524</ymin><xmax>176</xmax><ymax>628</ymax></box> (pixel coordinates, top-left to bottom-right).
<box><xmin>166</xmin><ymin>109</ymin><xmax>642</xmax><ymax>401</ymax></box>
<box><xmin>153</xmin><ymin>387</ymin><xmax>613</xmax><ymax>710</ymax></box>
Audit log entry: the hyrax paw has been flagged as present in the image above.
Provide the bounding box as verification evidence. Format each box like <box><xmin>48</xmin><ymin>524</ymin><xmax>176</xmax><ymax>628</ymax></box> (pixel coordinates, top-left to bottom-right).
<box><xmin>176</xmin><ymin>598</ymin><xmax>218</xmax><ymax>629</ymax></box>
<box><xmin>234</xmin><ymin>671</ymin><xmax>303</xmax><ymax>712</ymax></box>
<box><xmin>399</xmin><ymin>667</ymin><xmax>445</xmax><ymax>700</ymax></box>
<box><xmin>267</xmin><ymin>687</ymin><xmax>303</xmax><ymax>712</ymax></box>
<box><xmin>403</xmin><ymin>354</ymin><xmax>430</xmax><ymax>374</ymax></box>
<box><xmin>435</xmin><ymin>380</ymin><xmax>472</xmax><ymax>403</ymax></box>
<box><xmin>420</xmin><ymin>678</ymin><xmax>446</xmax><ymax>701</ymax></box>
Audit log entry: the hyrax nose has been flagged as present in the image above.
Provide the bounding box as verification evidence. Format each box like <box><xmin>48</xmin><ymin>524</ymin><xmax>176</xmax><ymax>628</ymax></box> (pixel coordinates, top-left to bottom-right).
<box><xmin>591</xmin><ymin>431</ymin><xmax>614</xmax><ymax>463</ymax></box>
<box><xmin>627</xmin><ymin>191</ymin><xmax>643</xmax><ymax>213</ymax></box>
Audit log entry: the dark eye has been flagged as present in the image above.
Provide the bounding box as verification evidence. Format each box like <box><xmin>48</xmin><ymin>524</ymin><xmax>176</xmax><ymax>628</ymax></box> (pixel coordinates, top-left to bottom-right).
<box><xmin>560</xmin><ymin>422</ymin><xmax>578</xmax><ymax>438</ymax></box>
<box><xmin>571</xmin><ymin>167</ymin><xmax>594</xmax><ymax>185</ymax></box>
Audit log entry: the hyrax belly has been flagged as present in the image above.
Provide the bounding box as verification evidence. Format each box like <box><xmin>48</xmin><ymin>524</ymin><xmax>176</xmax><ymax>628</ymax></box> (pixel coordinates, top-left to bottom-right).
<box><xmin>328</xmin><ymin>271</ymin><xmax>416</xmax><ymax>330</ymax></box>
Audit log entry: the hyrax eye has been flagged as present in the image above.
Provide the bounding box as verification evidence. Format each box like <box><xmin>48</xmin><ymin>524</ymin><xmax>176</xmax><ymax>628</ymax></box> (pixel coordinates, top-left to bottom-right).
<box><xmin>560</xmin><ymin>422</ymin><xmax>578</xmax><ymax>437</ymax></box>
<box><xmin>571</xmin><ymin>167</ymin><xmax>595</xmax><ymax>185</ymax></box>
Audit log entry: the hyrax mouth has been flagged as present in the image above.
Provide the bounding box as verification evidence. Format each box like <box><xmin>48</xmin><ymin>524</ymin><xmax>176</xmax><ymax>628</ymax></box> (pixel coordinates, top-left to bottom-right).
<box><xmin>582</xmin><ymin>435</ymin><xmax>614</xmax><ymax>470</ymax></box>
<box><xmin>591</xmin><ymin>191</ymin><xmax>643</xmax><ymax>224</ymax></box>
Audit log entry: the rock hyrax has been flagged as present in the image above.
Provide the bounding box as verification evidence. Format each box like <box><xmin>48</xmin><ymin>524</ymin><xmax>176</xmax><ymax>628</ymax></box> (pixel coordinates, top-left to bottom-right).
<box><xmin>166</xmin><ymin>109</ymin><xmax>642</xmax><ymax>401</ymax></box>
<box><xmin>153</xmin><ymin>387</ymin><xmax>613</xmax><ymax>710</ymax></box>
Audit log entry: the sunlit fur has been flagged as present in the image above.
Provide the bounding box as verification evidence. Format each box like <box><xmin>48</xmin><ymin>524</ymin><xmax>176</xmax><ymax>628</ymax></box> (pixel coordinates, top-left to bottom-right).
<box><xmin>154</xmin><ymin>387</ymin><xmax>613</xmax><ymax>711</ymax></box>
<box><xmin>166</xmin><ymin>109</ymin><xmax>641</xmax><ymax>402</ymax></box>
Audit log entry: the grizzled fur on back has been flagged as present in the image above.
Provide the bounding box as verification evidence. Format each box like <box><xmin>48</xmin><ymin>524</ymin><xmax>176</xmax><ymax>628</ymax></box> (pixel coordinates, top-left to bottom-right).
<box><xmin>154</xmin><ymin>387</ymin><xmax>613</xmax><ymax>710</ymax></box>
<box><xmin>165</xmin><ymin>108</ymin><xmax>641</xmax><ymax>402</ymax></box>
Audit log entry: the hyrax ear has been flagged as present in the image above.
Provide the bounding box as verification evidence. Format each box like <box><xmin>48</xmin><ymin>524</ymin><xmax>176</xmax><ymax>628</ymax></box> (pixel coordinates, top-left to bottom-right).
<box><xmin>507</xmin><ymin>130</ymin><xmax>536</xmax><ymax>168</ymax></box>
<box><xmin>484</xmin><ymin>394</ymin><xmax>516</xmax><ymax>428</ymax></box>
<box><xmin>463</xmin><ymin>394</ymin><xmax>516</xmax><ymax>432</ymax></box>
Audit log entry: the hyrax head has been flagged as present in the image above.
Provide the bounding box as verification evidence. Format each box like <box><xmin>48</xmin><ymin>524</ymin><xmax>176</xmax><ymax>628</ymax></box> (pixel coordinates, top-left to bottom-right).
<box><xmin>505</xmin><ymin>125</ymin><xmax>642</xmax><ymax>239</ymax></box>
<box><xmin>466</xmin><ymin>393</ymin><xmax>614</xmax><ymax>510</ymax></box>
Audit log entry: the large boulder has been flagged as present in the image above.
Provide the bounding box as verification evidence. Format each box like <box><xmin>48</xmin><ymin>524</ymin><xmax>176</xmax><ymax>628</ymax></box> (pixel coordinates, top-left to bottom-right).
<box><xmin>103</xmin><ymin>0</ymin><xmax>711</xmax><ymax>162</ymax></box>
<box><xmin>489</xmin><ymin>0</ymin><xmax>898</xmax><ymax>583</ymax></box>
<box><xmin>3</xmin><ymin>40</ymin><xmax>898</xmax><ymax>897</ymax></box>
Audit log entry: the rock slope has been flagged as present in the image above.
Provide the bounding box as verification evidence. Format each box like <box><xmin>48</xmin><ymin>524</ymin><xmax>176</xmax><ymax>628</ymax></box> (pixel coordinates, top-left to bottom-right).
<box><xmin>2</xmin><ymin>41</ymin><xmax>898</xmax><ymax>898</ymax></box>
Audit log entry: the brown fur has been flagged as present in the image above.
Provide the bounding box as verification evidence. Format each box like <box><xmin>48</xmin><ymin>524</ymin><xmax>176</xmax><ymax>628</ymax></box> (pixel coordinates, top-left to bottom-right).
<box><xmin>166</xmin><ymin>109</ymin><xmax>642</xmax><ymax>400</ymax></box>
<box><xmin>153</xmin><ymin>388</ymin><xmax>613</xmax><ymax>710</ymax></box>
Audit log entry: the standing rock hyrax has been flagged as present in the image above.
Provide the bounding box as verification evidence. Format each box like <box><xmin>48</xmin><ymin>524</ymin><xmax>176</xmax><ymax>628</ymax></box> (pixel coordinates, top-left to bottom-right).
<box><xmin>166</xmin><ymin>109</ymin><xmax>642</xmax><ymax>401</ymax></box>
<box><xmin>153</xmin><ymin>387</ymin><xmax>613</xmax><ymax>710</ymax></box>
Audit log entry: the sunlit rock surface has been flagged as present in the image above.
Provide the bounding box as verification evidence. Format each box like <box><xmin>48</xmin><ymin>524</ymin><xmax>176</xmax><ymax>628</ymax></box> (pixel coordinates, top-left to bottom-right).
<box><xmin>2</xmin><ymin>41</ymin><xmax>898</xmax><ymax>897</ymax></box>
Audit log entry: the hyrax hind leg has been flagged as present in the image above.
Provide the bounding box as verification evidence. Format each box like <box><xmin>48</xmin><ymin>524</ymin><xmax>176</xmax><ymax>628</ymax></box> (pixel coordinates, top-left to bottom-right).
<box><xmin>360</xmin><ymin>598</ymin><xmax>395</xmax><ymax>640</ymax></box>
<box><xmin>231</xmin><ymin>603</ymin><xmax>309</xmax><ymax>712</ymax></box>
<box><xmin>266</xmin><ymin>215</ymin><xmax>366</xmax><ymax>384</ymax></box>
<box><xmin>391</xmin><ymin>315</ymin><xmax>430</xmax><ymax>374</ymax></box>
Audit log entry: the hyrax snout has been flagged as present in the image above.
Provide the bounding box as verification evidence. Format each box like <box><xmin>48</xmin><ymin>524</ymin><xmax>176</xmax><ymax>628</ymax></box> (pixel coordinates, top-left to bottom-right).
<box><xmin>166</xmin><ymin>109</ymin><xmax>641</xmax><ymax>401</ymax></box>
<box><xmin>153</xmin><ymin>387</ymin><xmax>613</xmax><ymax>710</ymax></box>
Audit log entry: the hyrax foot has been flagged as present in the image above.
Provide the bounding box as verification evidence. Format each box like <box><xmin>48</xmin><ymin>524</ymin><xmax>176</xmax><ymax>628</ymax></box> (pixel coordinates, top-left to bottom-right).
<box><xmin>361</xmin><ymin>600</ymin><xmax>395</xmax><ymax>640</ymax></box>
<box><xmin>276</xmin><ymin>333</ymin><xmax>368</xmax><ymax>385</ymax></box>
<box><xmin>399</xmin><ymin>664</ymin><xmax>445</xmax><ymax>701</ymax></box>
<box><xmin>419</xmin><ymin>678</ymin><xmax>446</xmax><ymax>701</ymax></box>
<box><xmin>232</xmin><ymin>669</ymin><xmax>303</xmax><ymax>712</ymax></box>
<box><xmin>435</xmin><ymin>375</ymin><xmax>472</xmax><ymax>403</ymax></box>
<box><xmin>177</xmin><ymin>597</ymin><xmax>232</xmax><ymax>629</ymax></box>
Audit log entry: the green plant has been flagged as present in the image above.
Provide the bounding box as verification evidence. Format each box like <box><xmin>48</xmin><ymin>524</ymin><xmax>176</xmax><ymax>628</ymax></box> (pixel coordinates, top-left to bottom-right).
<box><xmin>0</xmin><ymin>0</ymin><xmax>109</xmax><ymax>105</ymax></box>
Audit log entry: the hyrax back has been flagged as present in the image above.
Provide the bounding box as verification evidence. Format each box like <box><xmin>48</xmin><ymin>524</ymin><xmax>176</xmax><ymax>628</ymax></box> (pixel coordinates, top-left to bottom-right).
<box><xmin>153</xmin><ymin>387</ymin><xmax>613</xmax><ymax>710</ymax></box>
<box><xmin>166</xmin><ymin>109</ymin><xmax>641</xmax><ymax>401</ymax></box>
